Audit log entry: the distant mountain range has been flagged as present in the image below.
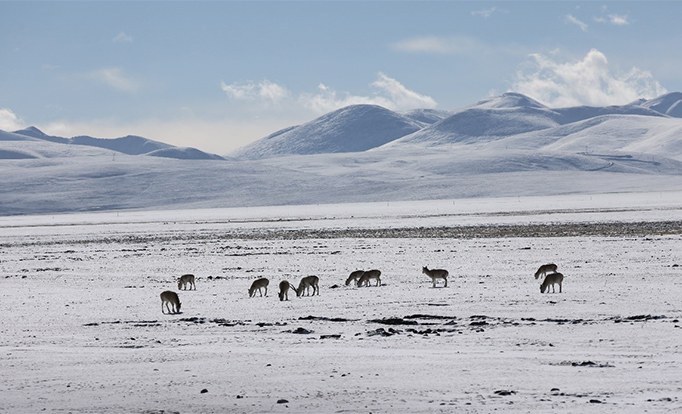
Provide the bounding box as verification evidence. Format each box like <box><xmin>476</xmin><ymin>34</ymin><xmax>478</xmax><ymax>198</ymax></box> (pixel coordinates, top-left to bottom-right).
<box><xmin>232</xmin><ymin>91</ymin><xmax>682</xmax><ymax>160</ymax></box>
<box><xmin>8</xmin><ymin>126</ymin><xmax>225</xmax><ymax>160</ymax></box>
<box><xmin>2</xmin><ymin>91</ymin><xmax>682</xmax><ymax>215</ymax></box>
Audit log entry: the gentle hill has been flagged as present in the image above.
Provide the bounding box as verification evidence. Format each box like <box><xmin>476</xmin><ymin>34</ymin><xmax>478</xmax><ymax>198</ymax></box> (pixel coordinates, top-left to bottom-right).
<box><xmin>231</xmin><ymin>104</ymin><xmax>424</xmax><ymax>159</ymax></box>
<box><xmin>553</xmin><ymin>104</ymin><xmax>667</xmax><ymax>124</ymax></box>
<box><xmin>146</xmin><ymin>147</ymin><xmax>226</xmax><ymax>161</ymax></box>
<box><xmin>469</xmin><ymin>92</ymin><xmax>549</xmax><ymax>110</ymax></box>
<box><xmin>69</xmin><ymin>135</ymin><xmax>171</xmax><ymax>155</ymax></box>
<box><xmin>385</xmin><ymin>106</ymin><xmax>562</xmax><ymax>147</ymax></box>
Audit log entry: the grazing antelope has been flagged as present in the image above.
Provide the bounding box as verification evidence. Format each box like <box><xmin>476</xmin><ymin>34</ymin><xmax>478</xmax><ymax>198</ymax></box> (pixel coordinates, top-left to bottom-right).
<box><xmin>296</xmin><ymin>275</ymin><xmax>320</xmax><ymax>297</ymax></box>
<box><xmin>248</xmin><ymin>278</ymin><xmax>269</xmax><ymax>297</ymax></box>
<box><xmin>278</xmin><ymin>280</ymin><xmax>296</xmax><ymax>301</ymax></box>
<box><xmin>177</xmin><ymin>274</ymin><xmax>196</xmax><ymax>290</ymax></box>
<box><xmin>422</xmin><ymin>266</ymin><xmax>448</xmax><ymax>288</ymax></box>
<box><xmin>160</xmin><ymin>291</ymin><xmax>181</xmax><ymax>314</ymax></box>
<box><xmin>357</xmin><ymin>269</ymin><xmax>382</xmax><ymax>287</ymax></box>
<box><xmin>540</xmin><ymin>272</ymin><xmax>564</xmax><ymax>293</ymax></box>
<box><xmin>534</xmin><ymin>263</ymin><xmax>558</xmax><ymax>279</ymax></box>
<box><xmin>345</xmin><ymin>270</ymin><xmax>365</xmax><ymax>286</ymax></box>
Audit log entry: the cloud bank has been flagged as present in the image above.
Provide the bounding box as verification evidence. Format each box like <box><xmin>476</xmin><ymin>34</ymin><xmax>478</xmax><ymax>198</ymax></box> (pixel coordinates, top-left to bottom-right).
<box><xmin>512</xmin><ymin>49</ymin><xmax>667</xmax><ymax>107</ymax></box>
<box><xmin>221</xmin><ymin>73</ymin><xmax>437</xmax><ymax>114</ymax></box>
<box><xmin>0</xmin><ymin>108</ymin><xmax>24</xmax><ymax>131</ymax></box>
<box><xmin>220</xmin><ymin>80</ymin><xmax>289</xmax><ymax>103</ymax></box>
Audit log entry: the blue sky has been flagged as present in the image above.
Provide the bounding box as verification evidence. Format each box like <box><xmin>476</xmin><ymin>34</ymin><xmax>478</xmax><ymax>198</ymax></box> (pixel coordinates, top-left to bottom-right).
<box><xmin>1</xmin><ymin>1</ymin><xmax>681</xmax><ymax>154</ymax></box>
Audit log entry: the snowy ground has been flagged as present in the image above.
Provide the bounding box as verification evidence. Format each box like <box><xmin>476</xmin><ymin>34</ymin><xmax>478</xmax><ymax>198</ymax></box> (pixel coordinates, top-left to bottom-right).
<box><xmin>1</xmin><ymin>193</ymin><xmax>682</xmax><ymax>413</ymax></box>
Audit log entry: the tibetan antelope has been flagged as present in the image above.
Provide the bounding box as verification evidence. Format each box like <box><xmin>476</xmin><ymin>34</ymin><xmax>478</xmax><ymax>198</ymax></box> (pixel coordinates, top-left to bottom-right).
<box><xmin>278</xmin><ymin>280</ymin><xmax>296</xmax><ymax>301</ymax></box>
<box><xmin>534</xmin><ymin>263</ymin><xmax>558</xmax><ymax>279</ymax></box>
<box><xmin>296</xmin><ymin>275</ymin><xmax>320</xmax><ymax>297</ymax></box>
<box><xmin>540</xmin><ymin>272</ymin><xmax>564</xmax><ymax>293</ymax></box>
<box><xmin>422</xmin><ymin>266</ymin><xmax>448</xmax><ymax>288</ymax></box>
<box><xmin>160</xmin><ymin>291</ymin><xmax>181</xmax><ymax>314</ymax></box>
<box><xmin>345</xmin><ymin>270</ymin><xmax>365</xmax><ymax>286</ymax></box>
<box><xmin>248</xmin><ymin>278</ymin><xmax>269</xmax><ymax>297</ymax></box>
<box><xmin>177</xmin><ymin>274</ymin><xmax>196</xmax><ymax>290</ymax></box>
<box><xmin>357</xmin><ymin>269</ymin><xmax>382</xmax><ymax>287</ymax></box>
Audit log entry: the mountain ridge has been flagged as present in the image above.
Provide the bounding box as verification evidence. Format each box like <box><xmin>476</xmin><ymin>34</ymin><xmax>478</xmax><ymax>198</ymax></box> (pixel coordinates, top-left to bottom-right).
<box><xmin>11</xmin><ymin>127</ymin><xmax>225</xmax><ymax>160</ymax></box>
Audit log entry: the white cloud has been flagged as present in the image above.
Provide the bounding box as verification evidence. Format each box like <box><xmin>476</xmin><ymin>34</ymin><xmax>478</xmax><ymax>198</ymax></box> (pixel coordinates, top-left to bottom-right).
<box><xmin>512</xmin><ymin>49</ymin><xmax>667</xmax><ymax>107</ymax></box>
<box><xmin>392</xmin><ymin>36</ymin><xmax>484</xmax><ymax>55</ymax></box>
<box><xmin>608</xmin><ymin>14</ymin><xmax>630</xmax><ymax>25</ymax></box>
<box><xmin>299</xmin><ymin>73</ymin><xmax>437</xmax><ymax>114</ymax></box>
<box><xmin>89</xmin><ymin>68</ymin><xmax>139</xmax><ymax>92</ymax></box>
<box><xmin>222</xmin><ymin>74</ymin><xmax>436</xmax><ymax>115</ymax></box>
<box><xmin>113</xmin><ymin>32</ymin><xmax>133</xmax><ymax>43</ymax></box>
<box><xmin>220</xmin><ymin>79</ymin><xmax>289</xmax><ymax>103</ymax></box>
<box><xmin>471</xmin><ymin>7</ymin><xmax>506</xmax><ymax>18</ymax></box>
<box><xmin>0</xmin><ymin>108</ymin><xmax>25</xmax><ymax>131</ymax></box>
<box><xmin>565</xmin><ymin>15</ymin><xmax>588</xmax><ymax>32</ymax></box>
<box><xmin>594</xmin><ymin>12</ymin><xmax>631</xmax><ymax>26</ymax></box>
<box><xmin>371</xmin><ymin>73</ymin><xmax>437</xmax><ymax>110</ymax></box>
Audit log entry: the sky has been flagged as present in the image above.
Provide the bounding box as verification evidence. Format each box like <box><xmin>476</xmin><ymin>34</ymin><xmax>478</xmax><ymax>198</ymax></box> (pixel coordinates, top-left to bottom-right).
<box><xmin>1</xmin><ymin>1</ymin><xmax>682</xmax><ymax>155</ymax></box>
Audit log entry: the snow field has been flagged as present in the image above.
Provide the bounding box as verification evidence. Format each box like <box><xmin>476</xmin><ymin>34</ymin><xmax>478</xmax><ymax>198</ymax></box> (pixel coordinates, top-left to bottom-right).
<box><xmin>1</xmin><ymin>200</ymin><xmax>681</xmax><ymax>412</ymax></box>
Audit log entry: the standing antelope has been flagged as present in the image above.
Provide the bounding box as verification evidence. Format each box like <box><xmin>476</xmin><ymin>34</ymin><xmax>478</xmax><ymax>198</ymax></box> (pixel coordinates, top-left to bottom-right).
<box><xmin>296</xmin><ymin>275</ymin><xmax>320</xmax><ymax>297</ymax></box>
<box><xmin>248</xmin><ymin>278</ymin><xmax>269</xmax><ymax>297</ymax></box>
<box><xmin>357</xmin><ymin>269</ymin><xmax>382</xmax><ymax>287</ymax></box>
<box><xmin>534</xmin><ymin>263</ymin><xmax>558</xmax><ymax>279</ymax></box>
<box><xmin>540</xmin><ymin>272</ymin><xmax>564</xmax><ymax>293</ymax></box>
<box><xmin>278</xmin><ymin>280</ymin><xmax>296</xmax><ymax>301</ymax></box>
<box><xmin>160</xmin><ymin>291</ymin><xmax>181</xmax><ymax>314</ymax></box>
<box><xmin>422</xmin><ymin>266</ymin><xmax>448</xmax><ymax>288</ymax></box>
<box><xmin>345</xmin><ymin>270</ymin><xmax>365</xmax><ymax>286</ymax></box>
<box><xmin>177</xmin><ymin>274</ymin><xmax>196</xmax><ymax>290</ymax></box>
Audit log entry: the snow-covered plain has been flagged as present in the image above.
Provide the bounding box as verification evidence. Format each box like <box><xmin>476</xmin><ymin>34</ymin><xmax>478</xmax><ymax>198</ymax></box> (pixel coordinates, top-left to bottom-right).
<box><xmin>2</xmin><ymin>194</ymin><xmax>681</xmax><ymax>413</ymax></box>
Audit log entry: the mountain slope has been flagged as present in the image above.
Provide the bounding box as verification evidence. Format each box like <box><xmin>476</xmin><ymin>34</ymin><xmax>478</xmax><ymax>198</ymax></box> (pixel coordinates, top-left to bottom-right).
<box><xmin>641</xmin><ymin>92</ymin><xmax>682</xmax><ymax>117</ymax></box>
<box><xmin>385</xmin><ymin>106</ymin><xmax>562</xmax><ymax>147</ymax></box>
<box><xmin>231</xmin><ymin>104</ymin><xmax>424</xmax><ymax>159</ymax></box>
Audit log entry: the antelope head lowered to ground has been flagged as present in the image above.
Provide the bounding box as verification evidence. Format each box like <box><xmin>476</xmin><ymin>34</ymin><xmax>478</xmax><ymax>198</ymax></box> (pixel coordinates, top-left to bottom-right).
<box><xmin>345</xmin><ymin>270</ymin><xmax>365</xmax><ymax>286</ymax></box>
<box><xmin>160</xmin><ymin>290</ymin><xmax>181</xmax><ymax>314</ymax></box>
<box><xmin>540</xmin><ymin>272</ymin><xmax>564</xmax><ymax>294</ymax></box>
<box><xmin>248</xmin><ymin>278</ymin><xmax>269</xmax><ymax>297</ymax></box>
<box><xmin>295</xmin><ymin>275</ymin><xmax>319</xmax><ymax>297</ymax></box>
<box><xmin>357</xmin><ymin>269</ymin><xmax>382</xmax><ymax>287</ymax></box>
<box><xmin>177</xmin><ymin>274</ymin><xmax>196</xmax><ymax>290</ymax></box>
<box><xmin>278</xmin><ymin>280</ymin><xmax>296</xmax><ymax>301</ymax></box>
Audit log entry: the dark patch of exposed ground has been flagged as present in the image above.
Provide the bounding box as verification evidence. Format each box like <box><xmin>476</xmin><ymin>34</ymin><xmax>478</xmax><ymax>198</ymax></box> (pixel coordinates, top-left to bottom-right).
<box><xmin>4</xmin><ymin>220</ymin><xmax>682</xmax><ymax>248</ymax></box>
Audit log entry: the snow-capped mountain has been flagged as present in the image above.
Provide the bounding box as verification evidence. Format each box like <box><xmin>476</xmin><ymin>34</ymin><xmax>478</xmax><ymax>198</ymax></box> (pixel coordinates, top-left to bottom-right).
<box><xmin>641</xmin><ymin>92</ymin><xmax>682</xmax><ymax>118</ymax></box>
<box><xmin>231</xmin><ymin>104</ymin><xmax>424</xmax><ymax>159</ymax></box>
<box><xmin>2</xmin><ymin>91</ymin><xmax>682</xmax><ymax>215</ymax></box>
<box><xmin>11</xmin><ymin>127</ymin><xmax>225</xmax><ymax>160</ymax></box>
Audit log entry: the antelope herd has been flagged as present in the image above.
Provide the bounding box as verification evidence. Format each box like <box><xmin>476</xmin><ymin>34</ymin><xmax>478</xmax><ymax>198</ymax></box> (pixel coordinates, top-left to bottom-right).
<box><xmin>160</xmin><ymin>263</ymin><xmax>565</xmax><ymax>314</ymax></box>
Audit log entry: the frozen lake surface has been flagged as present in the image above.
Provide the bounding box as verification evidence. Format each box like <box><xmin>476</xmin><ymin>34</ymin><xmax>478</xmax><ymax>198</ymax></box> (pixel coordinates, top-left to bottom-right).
<box><xmin>1</xmin><ymin>192</ymin><xmax>681</xmax><ymax>412</ymax></box>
